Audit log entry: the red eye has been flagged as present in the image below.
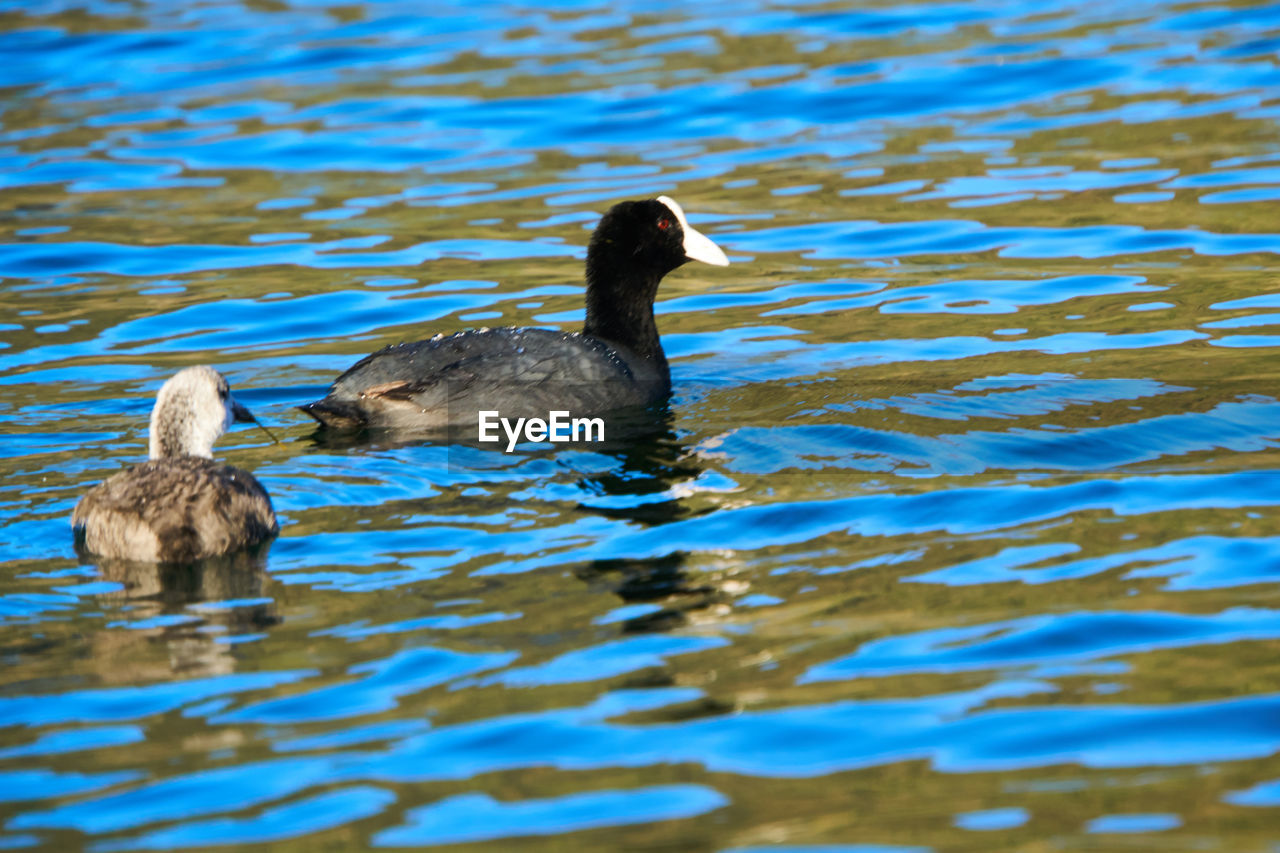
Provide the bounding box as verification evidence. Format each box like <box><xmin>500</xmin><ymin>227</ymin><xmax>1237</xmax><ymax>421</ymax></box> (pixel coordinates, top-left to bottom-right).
<box><xmin>657</xmin><ymin>218</ymin><xmax>671</xmax><ymax>230</ymax></box>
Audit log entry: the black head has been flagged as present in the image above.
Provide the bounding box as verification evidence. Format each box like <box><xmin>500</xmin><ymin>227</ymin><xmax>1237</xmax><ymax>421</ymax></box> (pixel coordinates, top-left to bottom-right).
<box><xmin>582</xmin><ymin>195</ymin><xmax>728</xmax><ymax>365</ymax></box>
<box><xmin>588</xmin><ymin>196</ymin><xmax>729</xmax><ymax>278</ymax></box>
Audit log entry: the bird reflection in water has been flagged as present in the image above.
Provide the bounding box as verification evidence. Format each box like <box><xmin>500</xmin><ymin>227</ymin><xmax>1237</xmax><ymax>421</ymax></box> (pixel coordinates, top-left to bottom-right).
<box><xmin>88</xmin><ymin>548</ymin><xmax>280</xmax><ymax>681</ymax></box>
<box><xmin>574</xmin><ymin>416</ymin><xmax>749</xmax><ymax>632</ymax></box>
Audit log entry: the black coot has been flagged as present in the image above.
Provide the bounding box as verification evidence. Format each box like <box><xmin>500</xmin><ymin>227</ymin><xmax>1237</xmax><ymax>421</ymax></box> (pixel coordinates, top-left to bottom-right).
<box><xmin>300</xmin><ymin>195</ymin><xmax>729</xmax><ymax>433</ymax></box>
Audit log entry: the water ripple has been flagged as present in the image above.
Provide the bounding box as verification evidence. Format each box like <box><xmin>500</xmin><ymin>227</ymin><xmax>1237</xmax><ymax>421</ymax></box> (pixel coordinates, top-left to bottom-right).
<box><xmin>5</xmin><ymin>0</ymin><xmax>1280</xmax><ymax>849</ymax></box>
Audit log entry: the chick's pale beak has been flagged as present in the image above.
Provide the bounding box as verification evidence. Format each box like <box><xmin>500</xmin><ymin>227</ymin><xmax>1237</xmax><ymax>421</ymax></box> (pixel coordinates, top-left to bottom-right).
<box><xmin>231</xmin><ymin>400</ymin><xmax>255</xmax><ymax>424</ymax></box>
<box><xmin>232</xmin><ymin>398</ymin><xmax>281</xmax><ymax>444</ymax></box>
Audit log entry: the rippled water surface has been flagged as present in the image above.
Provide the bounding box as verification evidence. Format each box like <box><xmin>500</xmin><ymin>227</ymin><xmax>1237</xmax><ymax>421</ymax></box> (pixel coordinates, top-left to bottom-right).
<box><xmin>5</xmin><ymin>0</ymin><xmax>1280</xmax><ymax>849</ymax></box>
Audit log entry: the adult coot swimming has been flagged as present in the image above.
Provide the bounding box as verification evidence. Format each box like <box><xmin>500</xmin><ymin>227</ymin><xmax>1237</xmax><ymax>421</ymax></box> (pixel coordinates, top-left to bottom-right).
<box><xmin>73</xmin><ymin>366</ymin><xmax>279</xmax><ymax>562</ymax></box>
<box><xmin>300</xmin><ymin>195</ymin><xmax>729</xmax><ymax>432</ymax></box>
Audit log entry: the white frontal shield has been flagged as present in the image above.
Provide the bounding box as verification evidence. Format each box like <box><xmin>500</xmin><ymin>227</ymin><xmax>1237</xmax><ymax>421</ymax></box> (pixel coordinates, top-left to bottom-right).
<box><xmin>657</xmin><ymin>195</ymin><xmax>730</xmax><ymax>266</ymax></box>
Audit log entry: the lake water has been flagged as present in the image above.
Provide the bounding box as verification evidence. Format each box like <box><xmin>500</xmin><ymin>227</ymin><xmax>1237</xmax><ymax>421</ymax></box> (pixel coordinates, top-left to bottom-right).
<box><xmin>4</xmin><ymin>0</ymin><xmax>1280</xmax><ymax>849</ymax></box>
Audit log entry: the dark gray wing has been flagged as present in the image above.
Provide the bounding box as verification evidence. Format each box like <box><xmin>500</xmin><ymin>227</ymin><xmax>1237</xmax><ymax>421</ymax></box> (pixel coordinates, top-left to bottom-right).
<box><xmin>302</xmin><ymin>327</ymin><xmax>665</xmax><ymax>431</ymax></box>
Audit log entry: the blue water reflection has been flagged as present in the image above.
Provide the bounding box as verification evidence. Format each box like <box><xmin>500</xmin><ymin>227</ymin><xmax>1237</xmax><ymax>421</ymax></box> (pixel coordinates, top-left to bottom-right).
<box><xmin>375</xmin><ymin>785</ymin><xmax>728</xmax><ymax>846</ymax></box>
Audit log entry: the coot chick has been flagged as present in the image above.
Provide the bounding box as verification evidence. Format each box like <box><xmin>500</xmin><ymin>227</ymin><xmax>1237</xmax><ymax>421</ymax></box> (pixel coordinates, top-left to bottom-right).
<box><xmin>73</xmin><ymin>366</ymin><xmax>279</xmax><ymax>562</ymax></box>
<box><xmin>300</xmin><ymin>195</ymin><xmax>729</xmax><ymax>432</ymax></box>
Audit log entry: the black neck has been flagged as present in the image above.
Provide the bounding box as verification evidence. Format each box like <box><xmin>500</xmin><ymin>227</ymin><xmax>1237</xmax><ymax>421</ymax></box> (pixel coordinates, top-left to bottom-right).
<box><xmin>582</xmin><ymin>253</ymin><xmax>669</xmax><ymax>374</ymax></box>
